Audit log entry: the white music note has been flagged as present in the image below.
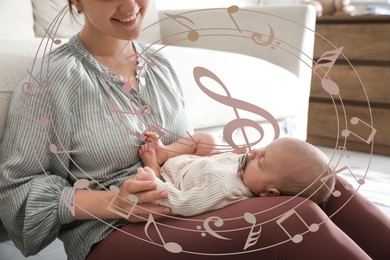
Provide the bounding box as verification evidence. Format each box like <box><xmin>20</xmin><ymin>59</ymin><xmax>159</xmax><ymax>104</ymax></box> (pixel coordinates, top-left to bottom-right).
<box><xmin>145</xmin><ymin>214</ymin><xmax>183</xmax><ymax>253</ymax></box>
<box><xmin>197</xmin><ymin>216</ymin><xmax>231</xmax><ymax>240</ymax></box>
<box><xmin>106</xmin><ymin>185</ymin><xmax>139</xmax><ymax>219</ymax></box>
<box><xmin>276</xmin><ymin>209</ymin><xmax>319</xmax><ymax>243</ymax></box>
<box><xmin>243</xmin><ymin>212</ymin><xmax>262</xmax><ymax>250</ymax></box>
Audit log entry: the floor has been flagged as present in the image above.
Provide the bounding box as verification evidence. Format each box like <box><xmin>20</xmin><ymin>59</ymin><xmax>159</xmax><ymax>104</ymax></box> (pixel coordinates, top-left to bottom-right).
<box><xmin>0</xmin><ymin>146</ymin><xmax>389</xmax><ymax>260</ymax></box>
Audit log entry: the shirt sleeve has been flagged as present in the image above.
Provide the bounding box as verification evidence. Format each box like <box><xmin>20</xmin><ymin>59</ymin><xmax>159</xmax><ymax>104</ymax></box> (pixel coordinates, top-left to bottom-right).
<box><xmin>0</xmin><ymin>75</ymin><xmax>75</xmax><ymax>256</ymax></box>
<box><xmin>154</xmin><ymin>176</ymin><xmax>229</xmax><ymax>217</ymax></box>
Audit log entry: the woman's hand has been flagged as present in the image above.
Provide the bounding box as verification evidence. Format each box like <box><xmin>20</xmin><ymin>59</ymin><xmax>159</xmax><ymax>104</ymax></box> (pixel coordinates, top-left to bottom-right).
<box><xmin>115</xmin><ymin>167</ymin><xmax>171</xmax><ymax>223</ymax></box>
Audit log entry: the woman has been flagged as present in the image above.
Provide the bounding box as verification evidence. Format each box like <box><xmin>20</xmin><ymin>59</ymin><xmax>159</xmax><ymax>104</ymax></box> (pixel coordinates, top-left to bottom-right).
<box><xmin>0</xmin><ymin>0</ymin><xmax>388</xmax><ymax>259</ymax></box>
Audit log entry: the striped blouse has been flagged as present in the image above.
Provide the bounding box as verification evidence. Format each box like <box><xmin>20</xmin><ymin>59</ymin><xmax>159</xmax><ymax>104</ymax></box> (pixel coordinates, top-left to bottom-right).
<box><xmin>156</xmin><ymin>153</ymin><xmax>254</xmax><ymax>216</ymax></box>
<box><xmin>0</xmin><ymin>35</ymin><xmax>193</xmax><ymax>259</ymax></box>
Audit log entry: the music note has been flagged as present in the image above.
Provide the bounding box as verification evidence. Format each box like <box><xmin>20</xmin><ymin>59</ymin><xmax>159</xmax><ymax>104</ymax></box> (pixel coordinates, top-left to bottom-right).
<box><xmin>63</xmin><ymin>179</ymin><xmax>89</xmax><ymax>216</ymax></box>
<box><xmin>227</xmin><ymin>5</ymin><xmax>242</xmax><ymax>33</ymax></box>
<box><xmin>193</xmin><ymin>66</ymin><xmax>280</xmax><ymax>152</ymax></box>
<box><xmin>243</xmin><ymin>212</ymin><xmax>262</xmax><ymax>250</ymax></box>
<box><xmin>107</xmin><ymin>185</ymin><xmax>139</xmax><ymax>219</ymax></box>
<box><xmin>251</xmin><ymin>24</ymin><xmax>280</xmax><ymax>49</ymax></box>
<box><xmin>37</xmin><ymin>117</ymin><xmax>49</xmax><ymax>128</ymax></box>
<box><xmin>26</xmin><ymin>69</ymin><xmax>51</xmax><ymax>89</ymax></box>
<box><xmin>164</xmin><ymin>13</ymin><xmax>199</xmax><ymax>42</ymax></box>
<box><xmin>196</xmin><ymin>216</ymin><xmax>231</xmax><ymax>240</ymax></box>
<box><xmin>320</xmin><ymin>168</ymin><xmax>342</xmax><ymax>197</ymax></box>
<box><xmin>145</xmin><ymin>214</ymin><xmax>183</xmax><ymax>253</ymax></box>
<box><xmin>44</xmin><ymin>28</ymin><xmax>62</xmax><ymax>45</ymax></box>
<box><xmin>21</xmin><ymin>82</ymin><xmax>39</xmax><ymax>98</ymax></box>
<box><xmin>49</xmin><ymin>144</ymin><xmax>77</xmax><ymax>154</ymax></box>
<box><xmin>276</xmin><ymin>209</ymin><xmax>319</xmax><ymax>243</ymax></box>
<box><xmin>341</xmin><ymin>117</ymin><xmax>376</xmax><ymax>145</ymax></box>
<box><xmin>313</xmin><ymin>47</ymin><xmax>344</xmax><ymax>96</ymax></box>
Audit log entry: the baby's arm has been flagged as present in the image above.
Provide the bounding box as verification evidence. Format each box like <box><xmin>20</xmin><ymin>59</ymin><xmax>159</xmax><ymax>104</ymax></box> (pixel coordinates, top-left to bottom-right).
<box><xmin>144</xmin><ymin>132</ymin><xmax>217</xmax><ymax>165</ymax></box>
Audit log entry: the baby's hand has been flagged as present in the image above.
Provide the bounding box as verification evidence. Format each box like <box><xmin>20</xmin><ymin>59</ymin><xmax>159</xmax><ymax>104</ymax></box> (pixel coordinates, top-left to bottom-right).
<box><xmin>136</xmin><ymin>166</ymin><xmax>157</xmax><ymax>180</ymax></box>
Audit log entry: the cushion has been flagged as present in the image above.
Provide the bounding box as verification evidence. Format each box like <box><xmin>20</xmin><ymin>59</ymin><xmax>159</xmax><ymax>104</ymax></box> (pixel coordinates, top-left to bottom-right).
<box><xmin>0</xmin><ymin>0</ymin><xmax>35</xmax><ymax>38</ymax></box>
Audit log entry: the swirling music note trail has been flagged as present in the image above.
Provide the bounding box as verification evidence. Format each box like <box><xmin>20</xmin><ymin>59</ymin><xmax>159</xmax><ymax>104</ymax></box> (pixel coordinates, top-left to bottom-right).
<box><xmin>193</xmin><ymin>66</ymin><xmax>280</xmax><ymax>152</ymax></box>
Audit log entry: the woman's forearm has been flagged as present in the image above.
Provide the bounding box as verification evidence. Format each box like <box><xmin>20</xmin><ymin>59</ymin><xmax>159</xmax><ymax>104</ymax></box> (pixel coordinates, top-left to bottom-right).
<box><xmin>74</xmin><ymin>189</ymin><xmax>118</xmax><ymax>220</ymax></box>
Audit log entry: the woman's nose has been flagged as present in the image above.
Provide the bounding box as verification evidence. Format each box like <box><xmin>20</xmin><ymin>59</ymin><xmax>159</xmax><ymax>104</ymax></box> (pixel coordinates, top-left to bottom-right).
<box><xmin>119</xmin><ymin>0</ymin><xmax>139</xmax><ymax>13</ymax></box>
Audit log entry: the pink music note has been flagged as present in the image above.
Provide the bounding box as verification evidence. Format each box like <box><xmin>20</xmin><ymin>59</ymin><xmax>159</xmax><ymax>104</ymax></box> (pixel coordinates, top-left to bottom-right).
<box><xmin>313</xmin><ymin>47</ymin><xmax>344</xmax><ymax>96</ymax></box>
<box><xmin>44</xmin><ymin>28</ymin><xmax>62</xmax><ymax>45</ymax></box>
<box><xmin>164</xmin><ymin>13</ymin><xmax>199</xmax><ymax>42</ymax></box>
<box><xmin>49</xmin><ymin>144</ymin><xmax>77</xmax><ymax>154</ymax></box>
<box><xmin>145</xmin><ymin>214</ymin><xmax>183</xmax><ymax>253</ymax></box>
<box><xmin>251</xmin><ymin>24</ymin><xmax>280</xmax><ymax>50</ymax></box>
<box><xmin>193</xmin><ymin>66</ymin><xmax>280</xmax><ymax>152</ymax></box>
<box><xmin>63</xmin><ymin>179</ymin><xmax>89</xmax><ymax>216</ymax></box>
<box><xmin>320</xmin><ymin>168</ymin><xmax>342</xmax><ymax>197</ymax></box>
<box><xmin>37</xmin><ymin>117</ymin><xmax>49</xmax><ymax>128</ymax></box>
<box><xmin>227</xmin><ymin>5</ymin><xmax>242</xmax><ymax>33</ymax></box>
<box><xmin>107</xmin><ymin>185</ymin><xmax>139</xmax><ymax>219</ymax></box>
<box><xmin>341</xmin><ymin>117</ymin><xmax>376</xmax><ymax>145</ymax></box>
<box><xmin>276</xmin><ymin>209</ymin><xmax>319</xmax><ymax>243</ymax></box>
<box><xmin>243</xmin><ymin>212</ymin><xmax>262</xmax><ymax>250</ymax></box>
<box><xmin>21</xmin><ymin>82</ymin><xmax>39</xmax><ymax>98</ymax></box>
<box><xmin>26</xmin><ymin>69</ymin><xmax>51</xmax><ymax>89</ymax></box>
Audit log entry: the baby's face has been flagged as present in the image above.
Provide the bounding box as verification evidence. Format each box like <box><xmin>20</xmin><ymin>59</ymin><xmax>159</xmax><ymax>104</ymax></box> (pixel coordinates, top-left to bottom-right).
<box><xmin>239</xmin><ymin>139</ymin><xmax>291</xmax><ymax>196</ymax></box>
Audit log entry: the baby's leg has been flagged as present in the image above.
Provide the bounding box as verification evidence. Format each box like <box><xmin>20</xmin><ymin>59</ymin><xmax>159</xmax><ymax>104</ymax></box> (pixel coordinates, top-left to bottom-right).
<box><xmin>138</xmin><ymin>143</ymin><xmax>160</xmax><ymax>177</ymax></box>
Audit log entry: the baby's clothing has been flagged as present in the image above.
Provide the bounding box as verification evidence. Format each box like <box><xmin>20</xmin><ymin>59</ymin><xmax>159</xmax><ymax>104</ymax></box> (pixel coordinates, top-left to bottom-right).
<box><xmin>154</xmin><ymin>153</ymin><xmax>254</xmax><ymax>216</ymax></box>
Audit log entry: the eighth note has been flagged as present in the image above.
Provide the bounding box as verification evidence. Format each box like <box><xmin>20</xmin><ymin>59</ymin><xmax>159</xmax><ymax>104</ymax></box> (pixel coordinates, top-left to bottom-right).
<box><xmin>341</xmin><ymin>117</ymin><xmax>376</xmax><ymax>145</ymax></box>
<box><xmin>276</xmin><ymin>209</ymin><xmax>319</xmax><ymax>243</ymax></box>
<box><xmin>312</xmin><ymin>47</ymin><xmax>343</xmax><ymax>96</ymax></box>
<box><xmin>107</xmin><ymin>185</ymin><xmax>139</xmax><ymax>219</ymax></box>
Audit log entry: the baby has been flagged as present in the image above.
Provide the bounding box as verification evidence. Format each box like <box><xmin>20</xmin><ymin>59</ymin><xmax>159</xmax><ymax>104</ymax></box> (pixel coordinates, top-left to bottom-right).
<box><xmin>138</xmin><ymin>132</ymin><xmax>335</xmax><ymax>216</ymax></box>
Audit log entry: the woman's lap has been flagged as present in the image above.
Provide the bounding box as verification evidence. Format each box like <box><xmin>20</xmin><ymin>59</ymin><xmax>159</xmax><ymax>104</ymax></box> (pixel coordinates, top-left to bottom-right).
<box><xmin>87</xmin><ymin>178</ymin><xmax>382</xmax><ymax>259</ymax></box>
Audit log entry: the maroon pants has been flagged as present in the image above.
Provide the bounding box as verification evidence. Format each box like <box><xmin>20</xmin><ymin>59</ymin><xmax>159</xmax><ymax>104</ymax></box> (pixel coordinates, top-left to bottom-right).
<box><xmin>87</xmin><ymin>177</ymin><xmax>390</xmax><ymax>259</ymax></box>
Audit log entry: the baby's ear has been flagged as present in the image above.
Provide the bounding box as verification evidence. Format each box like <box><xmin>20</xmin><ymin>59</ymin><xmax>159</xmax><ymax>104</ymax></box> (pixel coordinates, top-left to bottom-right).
<box><xmin>260</xmin><ymin>187</ymin><xmax>280</xmax><ymax>197</ymax></box>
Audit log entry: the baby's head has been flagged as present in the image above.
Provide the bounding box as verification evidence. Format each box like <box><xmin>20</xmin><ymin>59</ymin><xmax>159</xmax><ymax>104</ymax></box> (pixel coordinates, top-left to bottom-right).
<box><xmin>238</xmin><ymin>137</ymin><xmax>335</xmax><ymax>204</ymax></box>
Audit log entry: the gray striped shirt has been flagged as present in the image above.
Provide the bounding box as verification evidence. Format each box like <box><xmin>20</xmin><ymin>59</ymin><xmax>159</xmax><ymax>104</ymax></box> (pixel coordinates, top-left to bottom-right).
<box><xmin>0</xmin><ymin>35</ymin><xmax>193</xmax><ymax>259</ymax></box>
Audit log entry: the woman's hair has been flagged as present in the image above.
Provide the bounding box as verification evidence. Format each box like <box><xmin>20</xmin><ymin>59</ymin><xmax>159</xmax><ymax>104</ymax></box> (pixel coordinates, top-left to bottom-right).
<box><xmin>276</xmin><ymin>139</ymin><xmax>336</xmax><ymax>205</ymax></box>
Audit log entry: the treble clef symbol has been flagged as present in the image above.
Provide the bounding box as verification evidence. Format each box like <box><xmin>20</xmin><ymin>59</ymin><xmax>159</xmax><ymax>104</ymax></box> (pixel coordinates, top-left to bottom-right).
<box><xmin>193</xmin><ymin>67</ymin><xmax>280</xmax><ymax>152</ymax></box>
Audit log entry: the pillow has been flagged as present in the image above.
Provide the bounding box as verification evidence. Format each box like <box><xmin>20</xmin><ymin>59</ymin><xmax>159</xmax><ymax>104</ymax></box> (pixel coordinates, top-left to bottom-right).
<box><xmin>32</xmin><ymin>0</ymin><xmax>83</xmax><ymax>39</ymax></box>
<box><xmin>0</xmin><ymin>0</ymin><xmax>35</xmax><ymax>38</ymax></box>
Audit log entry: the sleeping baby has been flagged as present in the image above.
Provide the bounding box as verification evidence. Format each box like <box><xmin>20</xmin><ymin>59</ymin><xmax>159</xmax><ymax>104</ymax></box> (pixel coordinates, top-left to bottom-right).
<box><xmin>138</xmin><ymin>132</ymin><xmax>335</xmax><ymax>216</ymax></box>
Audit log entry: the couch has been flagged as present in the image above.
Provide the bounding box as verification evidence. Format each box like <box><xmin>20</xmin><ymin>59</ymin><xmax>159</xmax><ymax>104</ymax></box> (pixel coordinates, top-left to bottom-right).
<box><xmin>0</xmin><ymin>0</ymin><xmax>317</xmax><ymax>258</ymax></box>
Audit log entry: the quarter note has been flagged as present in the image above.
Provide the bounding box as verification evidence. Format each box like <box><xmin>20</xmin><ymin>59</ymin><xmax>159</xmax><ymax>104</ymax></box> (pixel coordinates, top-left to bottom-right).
<box><xmin>145</xmin><ymin>214</ymin><xmax>183</xmax><ymax>253</ymax></box>
<box><xmin>227</xmin><ymin>5</ymin><xmax>242</xmax><ymax>33</ymax></box>
<box><xmin>276</xmin><ymin>209</ymin><xmax>319</xmax><ymax>243</ymax></box>
<box><xmin>44</xmin><ymin>28</ymin><xmax>62</xmax><ymax>45</ymax></box>
<box><xmin>243</xmin><ymin>212</ymin><xmax>262</xmax><ymax>250</ymax></box>
<box><xmin>312</xmin><ymin>47</ymin><xmax>344</xmax><ymax>96</ymax></box>
<box><xmin>64</xmin><ymin>179</ymin><xmax>89</xmax><ymax>216</ymax></box>
<box><xmin>107</xmin><ymin>185</ymin><xmax>139</xmax><ymax>219</ymax></box>
<box><xmin>341</xmin><ymin>117</ymin><xmax>376</xmax><ymax>145</ymax></box>
<box><xmin>164</xmin><ymin>13</ymin><xmax>199</xmax><ymax>42</ymax></box>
